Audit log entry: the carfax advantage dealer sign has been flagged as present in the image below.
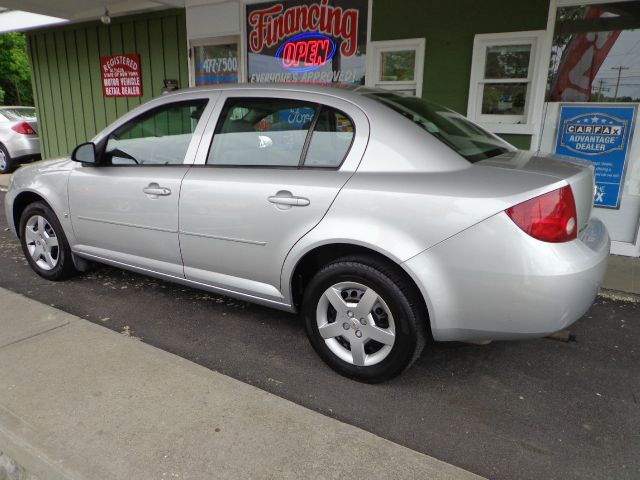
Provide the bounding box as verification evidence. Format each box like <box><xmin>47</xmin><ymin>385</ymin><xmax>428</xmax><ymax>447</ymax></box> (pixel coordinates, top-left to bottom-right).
<box><xmin>555</xmin><ymin>104</ymin><xmax>637</xmax><ymax>209</ymax></box>
<box><xmin>246</xmin><ymin>0</ymin><xmax>368</xmax><ymax>85</ymax></box>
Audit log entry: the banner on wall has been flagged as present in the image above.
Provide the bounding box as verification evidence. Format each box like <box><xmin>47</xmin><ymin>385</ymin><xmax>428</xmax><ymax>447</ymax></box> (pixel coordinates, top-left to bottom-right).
<box><xmin>555</xmin><ymin>104</ymin><xmax>637</xmax><ymax>209</ymax></box>
<box><xmin>245</xmin><ymin>0</ymin><xmax>368</xmax><ymax>85</ymax></box>
<box><xmin>101</xmin><ymin>54</ymin><xmax>142</xmax><ymax>97</ymax></box>
<box><xmin>548</xmin><ymin>7</ymin><xmax>621</xmax><ymax>102</ymax></box>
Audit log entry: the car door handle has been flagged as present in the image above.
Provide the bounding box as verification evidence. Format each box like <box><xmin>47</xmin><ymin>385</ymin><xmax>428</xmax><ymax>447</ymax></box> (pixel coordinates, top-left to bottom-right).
<box><xmin>143</xmin><ymin>183</ymin><xmax>171</xmax><ymax>197</ymax></box>
<box><xmin>268</xmin><ymin>191</ymin><xmax>310</xmax><ymax>209</ymax></box>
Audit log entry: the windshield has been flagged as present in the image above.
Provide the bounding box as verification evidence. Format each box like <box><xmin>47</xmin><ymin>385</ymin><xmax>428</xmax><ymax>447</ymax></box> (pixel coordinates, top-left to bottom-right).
<box><xmin>364</xmin><ymin>92</ymin><xmax>513</xmax><ymax>163</ymax></box>
<box><xmin>0</xmin><ymin>107</ymin><xmax>37</xmax><ymax>121</ymax></box>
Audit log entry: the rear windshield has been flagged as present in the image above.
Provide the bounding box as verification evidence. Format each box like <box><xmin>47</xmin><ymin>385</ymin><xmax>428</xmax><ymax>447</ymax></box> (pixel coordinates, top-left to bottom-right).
<box><xmin>0</xmin><ymin>108</ymin><xmax>36</xmax><ymax>121</ymax></box>
<box><xmin>364</xmin><ymin>92</ymin><xmax>512</xmax><ymax>163</ymax></box>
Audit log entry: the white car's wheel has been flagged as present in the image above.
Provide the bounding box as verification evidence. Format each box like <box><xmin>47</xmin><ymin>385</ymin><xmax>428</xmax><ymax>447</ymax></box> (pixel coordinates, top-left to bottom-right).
<box><xmin>303</xmin><ymin>256</ymin><xmax>427</xmax><ymax>383</ymax></box>
<box><xmin>0</xmin><ymin>144</ymin><xmax>12</xmax><ymax>174</ymax></box>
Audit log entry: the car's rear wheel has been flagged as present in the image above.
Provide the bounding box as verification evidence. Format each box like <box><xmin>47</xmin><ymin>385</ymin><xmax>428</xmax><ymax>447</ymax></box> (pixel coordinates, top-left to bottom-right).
<box><xmin>0</xmin><ymin>144</ymin><xmax>12</xmax><ymax>173</ymax></box>
<box><xmin>19</xmin><ymin>202</ymin><xmax>77</xmax><ymax>281</ymax></box>
<box><xmin>302</xmin><ymin>256</ymin><xmax>427</xmax><ymax>383</ymax></box>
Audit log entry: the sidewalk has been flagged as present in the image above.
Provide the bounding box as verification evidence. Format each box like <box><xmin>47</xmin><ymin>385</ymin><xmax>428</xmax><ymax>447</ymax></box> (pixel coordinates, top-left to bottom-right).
<box><xmin>602</xmin><ymin>254</ymin><xmax>640</xmax><ymax>296</ymax></box>
<box><xmin>0</xmin><ymin>287</ymin><xmax>483</xmax><ymax>480</ymax></box>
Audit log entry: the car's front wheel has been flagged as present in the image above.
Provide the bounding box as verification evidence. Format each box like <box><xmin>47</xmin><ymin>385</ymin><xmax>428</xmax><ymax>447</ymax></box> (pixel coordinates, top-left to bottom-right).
<box><xmin>19</xmin><ymin>202</ymin><xmax>77</xmax><ymax>281</ymax></box>
<box><xmin>302</xmin><ymin>256</ymin><xmax>427</xmax><ymax>383</ymax></box>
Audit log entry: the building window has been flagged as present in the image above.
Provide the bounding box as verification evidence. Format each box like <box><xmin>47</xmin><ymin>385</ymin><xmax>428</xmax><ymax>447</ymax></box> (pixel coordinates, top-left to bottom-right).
<box><xmin>368</xmin><ymin>39</ymin><xmax>425</xmax><ymax>97</ymax></box>
<box><xmin>467</xmin><ymin>31</ymin><xmax>545</xmax><ymax>134</ymax></box>
<box><xmin>190</xmin><ymin>37</ymin><xmax>240</xmax><ymax>86</ymax></box>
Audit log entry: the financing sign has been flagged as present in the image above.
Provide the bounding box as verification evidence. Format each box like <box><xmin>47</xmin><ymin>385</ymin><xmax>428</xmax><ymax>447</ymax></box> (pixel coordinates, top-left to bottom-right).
<box><xmin>246</xmin><ymin>0</ymin><xmax>368</xmax><ymax>84</ymax></box>
<box><xmin>555</xmin><ymin>104</ymin><xmax>637</xmax><ymax>209</ymax></box>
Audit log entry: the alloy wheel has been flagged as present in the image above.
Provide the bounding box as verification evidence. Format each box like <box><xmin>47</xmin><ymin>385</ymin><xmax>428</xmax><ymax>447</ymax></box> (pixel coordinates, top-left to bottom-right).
<box><xmin>0</xmin><ymin>149</ymin><xmax>6</xmax><ymax>171</ymax></box>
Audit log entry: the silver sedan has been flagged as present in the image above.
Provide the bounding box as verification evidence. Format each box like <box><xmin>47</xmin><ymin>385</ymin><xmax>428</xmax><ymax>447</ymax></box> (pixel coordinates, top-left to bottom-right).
<box><xmin>4</xmin><ymin>84</ymin><xmax>609</xmax><ymax>382</ymax></box>
<box><xmin>0</xmin><ymin>106</ymin><xmax>41</xmax><ymax>173</ymax></box>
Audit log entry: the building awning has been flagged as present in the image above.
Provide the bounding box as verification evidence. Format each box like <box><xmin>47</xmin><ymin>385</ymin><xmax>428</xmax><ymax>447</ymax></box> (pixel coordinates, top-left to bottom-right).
<box><xmin>0</xmin><ymin>0</ymin><xmax>185</xmax><ymax>32</ymax></box>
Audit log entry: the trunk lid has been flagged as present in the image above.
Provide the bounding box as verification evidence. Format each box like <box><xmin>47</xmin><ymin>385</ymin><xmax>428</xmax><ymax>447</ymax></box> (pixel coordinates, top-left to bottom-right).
<box><xmin>27</xmin><ymin>119</ymin><xmax>38</xmax><ymax>136</ymax></box>
<box><xmin>478</xmin><ymin>150</ymin><xmax>595</xmax><ymax>234</ymax></box>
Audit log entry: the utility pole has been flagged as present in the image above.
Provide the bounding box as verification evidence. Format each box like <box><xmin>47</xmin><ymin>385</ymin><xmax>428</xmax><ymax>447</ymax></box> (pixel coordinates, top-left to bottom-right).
<box><xmin>593</xmin><ymin>79</ymin><xmax>610</xmax><ymax>101</ymax></box>
<box><xmin>611</xmin><ymin>66</ymin><xmax>629</xmax><ymax>101</ymax></box>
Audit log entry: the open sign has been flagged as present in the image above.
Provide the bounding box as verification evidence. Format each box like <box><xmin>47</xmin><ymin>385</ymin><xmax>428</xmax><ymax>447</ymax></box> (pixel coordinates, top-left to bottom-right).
<box><xmin>276</xmin><ymin>32</ymin><xmax>337</xmax><ymax>73</ymax></box>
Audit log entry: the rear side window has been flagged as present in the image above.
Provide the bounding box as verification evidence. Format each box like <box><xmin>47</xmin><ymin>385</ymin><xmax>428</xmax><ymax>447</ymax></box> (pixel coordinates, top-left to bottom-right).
<box><xmin>104</xmin><ymin>100</ymin><xmax>208</xmax><ymax>166</ymax></box>
<box><xmin>207</xmin><ymin>98</ymin><xmax>317</xmax><ymax>167</ymax></box>
<box><xmin>207</xmin><ymin>98</ymin><xmax>355</xmax><ymax>168</ymax></box>
<box><xmin>304</xmin><ymin>107</ymin><xmax>354</xmax><ymax>168</ymax></box>
<box><xmin>1</xmin><ymin>108</ymin><xmax>36</xmax><ymax>121</ymax></box>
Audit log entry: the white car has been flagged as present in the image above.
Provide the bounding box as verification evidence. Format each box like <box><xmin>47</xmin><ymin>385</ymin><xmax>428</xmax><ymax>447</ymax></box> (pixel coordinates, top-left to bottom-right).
<box><xmin>0</xmin><ymin>106</ymin><xmax>41</xmax><ymax>173</ymax></box>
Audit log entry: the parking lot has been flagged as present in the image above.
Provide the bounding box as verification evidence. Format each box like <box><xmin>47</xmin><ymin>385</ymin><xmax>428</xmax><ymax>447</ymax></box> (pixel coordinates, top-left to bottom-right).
<box><xmin>1</xmin><ymin>190</ymin><xmax>639</xmax><ymax>480</ymax></box>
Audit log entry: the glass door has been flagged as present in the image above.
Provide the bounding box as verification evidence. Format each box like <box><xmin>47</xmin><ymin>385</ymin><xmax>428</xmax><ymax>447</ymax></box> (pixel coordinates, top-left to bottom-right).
<box><xmin>539</xmin><ymin>1</ymin><xmax>640</xmax><ymax>256</ymax></box>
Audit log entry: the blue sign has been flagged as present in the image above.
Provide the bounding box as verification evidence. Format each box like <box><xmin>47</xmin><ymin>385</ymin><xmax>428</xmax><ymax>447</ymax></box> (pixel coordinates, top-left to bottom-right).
<box><xmin>555</xmin><ymin>104</ymin><xmax>637</xmax><ymax>209</ymax></box>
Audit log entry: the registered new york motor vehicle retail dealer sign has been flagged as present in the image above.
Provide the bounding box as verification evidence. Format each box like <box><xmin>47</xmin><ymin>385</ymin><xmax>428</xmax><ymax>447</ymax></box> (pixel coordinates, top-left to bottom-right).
<box><xmin>101</xmin><ymin>54</ymin><xmax>142</xmax><ymax>97</ymax></box>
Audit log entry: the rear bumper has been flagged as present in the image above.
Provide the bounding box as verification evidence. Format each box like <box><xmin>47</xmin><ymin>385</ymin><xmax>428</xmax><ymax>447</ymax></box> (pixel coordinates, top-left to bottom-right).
<box><xmin>404</xmin><ymin>213</ymin><xmax>610</xmax><ymax>342</ymax></box>
<box><xmin>5</xmin><ymin>136</ymin><xmax>40</xmax><ymax>163</ymax></box>
<box><xmin>11</xmin><ymin>153</ymin><xmax>41</xmax><ymax>165</ymax></box>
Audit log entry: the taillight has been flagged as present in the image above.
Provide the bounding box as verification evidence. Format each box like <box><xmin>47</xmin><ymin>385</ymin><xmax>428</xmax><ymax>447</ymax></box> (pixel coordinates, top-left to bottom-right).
<box><xmin>11</xmin><ymin>122</ymin><xmax>37</xmax><ymax>135</ymax></box>
<box><xmin>506</xmin><ymin>185</ymin><xmax>577</xmax><ymax>243</ymax></box>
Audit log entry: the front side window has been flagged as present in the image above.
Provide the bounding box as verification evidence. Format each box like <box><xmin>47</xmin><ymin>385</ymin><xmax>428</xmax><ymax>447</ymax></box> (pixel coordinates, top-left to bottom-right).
<box><xmin>367</xmin><ymin>92</ymin><xmax>512</xmax><ymax>163</ymax></box>
<box><xmin>104</xmin><ymin>100</ymin><xmax>208</xmax><ymax>165</ymax></box>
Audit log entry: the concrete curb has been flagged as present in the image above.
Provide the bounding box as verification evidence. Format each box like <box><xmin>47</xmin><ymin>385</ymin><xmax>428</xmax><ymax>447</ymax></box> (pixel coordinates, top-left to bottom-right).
<box><xmin>598</xmin><ymin>288</ymin><xmax>640</xmax><ymax>303</ymax></box>
<box><xmin>0</xmin><ymin>287</ymin><xmax>485</xmax><ymax>480</ymax></box>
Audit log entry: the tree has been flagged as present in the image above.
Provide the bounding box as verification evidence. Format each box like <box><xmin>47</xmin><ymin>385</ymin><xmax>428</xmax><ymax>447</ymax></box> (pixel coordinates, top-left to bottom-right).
<box><xmin>0</xmin><ymin>32</ymin><xmax>33</xmax><ymax>106</ymax></box>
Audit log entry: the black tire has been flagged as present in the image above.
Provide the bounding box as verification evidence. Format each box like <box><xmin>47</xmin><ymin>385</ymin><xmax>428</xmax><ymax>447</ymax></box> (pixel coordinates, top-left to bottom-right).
<box><xmin>19</xmin><ymin>201</ymin><xmax>77</xmax><ymax>281</ymax></box>
<box><xmin>302</xmin><ymin>255</ymin><xmax>427</xmax><ymax>383</ymax></box>
<box><xmin>0</xmin><ymin>144</ymin><xmax>12</xmax><ymax>174</ymax></box>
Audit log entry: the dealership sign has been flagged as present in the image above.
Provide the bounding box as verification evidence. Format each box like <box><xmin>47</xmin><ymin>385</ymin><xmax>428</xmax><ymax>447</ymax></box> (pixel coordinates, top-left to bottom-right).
<box><xmin>555</xmin><ymin>104</ymin><xmax>637</xmax><ymax>209</ymax></box>
<box><xmin>101</xmin><ymin>54</ymin><xmax>142</xmax><ymax>97</ymax></box>
<box><xmin>246</xmin><ymin>0</ymin><xmax>368</xmax><ymax>84</ymax></box>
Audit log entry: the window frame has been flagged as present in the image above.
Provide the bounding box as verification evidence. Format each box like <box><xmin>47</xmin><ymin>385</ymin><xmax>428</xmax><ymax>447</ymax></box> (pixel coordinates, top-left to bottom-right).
<box><xmin>189</xmin><ymin>36</ymin><xmax>242</xmax><ymax>87</ymax></box>
<box><xmin>467</xmin><ymin>30</ymin><xmax>546</xmax><ymax>135</ymax></box>
<box><xmin>96</xmin><ymin>99</ymin><xmax>210</xmax><ymax>168</ymax></box>
<box><xmin>367</xmin><ymin>38</ymin><xmax>426</xmax><ymax>97</ymax></box>
<box><xmin>203</xmin><ymin>96</ymin><xmax>356</xmax><ymax>170</ymax></box>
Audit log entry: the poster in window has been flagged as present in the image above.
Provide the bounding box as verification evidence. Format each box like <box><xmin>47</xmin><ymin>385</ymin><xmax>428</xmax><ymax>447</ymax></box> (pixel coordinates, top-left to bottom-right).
<box><xmin>194</xmin><ymin>44</ymin><xmax>239</xmax><ymax>85</ymax></box>
<box><xmin>555</xmin><ymin>104</ymin><xmax>637</xmax><ymax>209</ymax></box>
<box><xmin>246</xmin><ymin>0</ymin><xmax>368</xmax><ymax>85</ymax></box>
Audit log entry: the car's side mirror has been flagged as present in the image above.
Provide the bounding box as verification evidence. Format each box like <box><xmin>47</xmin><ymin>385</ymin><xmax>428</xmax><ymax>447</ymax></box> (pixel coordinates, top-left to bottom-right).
<box><xmin>71</xmin><ymin>142</ymin><xmax>98</xmax><ymax>164</ymax></box>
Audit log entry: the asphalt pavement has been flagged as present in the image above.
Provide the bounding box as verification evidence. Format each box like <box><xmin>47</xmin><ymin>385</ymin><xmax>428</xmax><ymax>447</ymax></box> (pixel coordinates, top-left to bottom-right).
<box><xmin>1</xmin><ymin>191</ymin><xmax>639</xmax><ymax>480</ymax></box>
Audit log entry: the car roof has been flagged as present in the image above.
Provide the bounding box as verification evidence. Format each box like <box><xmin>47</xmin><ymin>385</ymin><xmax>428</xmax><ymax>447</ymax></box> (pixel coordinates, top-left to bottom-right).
<box><xmin>162</xmin><ymin>83</ymin><xmax>382</xmax><ymax>104</ymax></box>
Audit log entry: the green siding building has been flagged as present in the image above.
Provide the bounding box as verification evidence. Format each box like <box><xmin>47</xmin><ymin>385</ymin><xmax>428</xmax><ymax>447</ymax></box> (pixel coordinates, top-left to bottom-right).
<box><xmin>11</xmin><ymin>0</ymin><xmax>640</xmax><ymax>257</ymax></box>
